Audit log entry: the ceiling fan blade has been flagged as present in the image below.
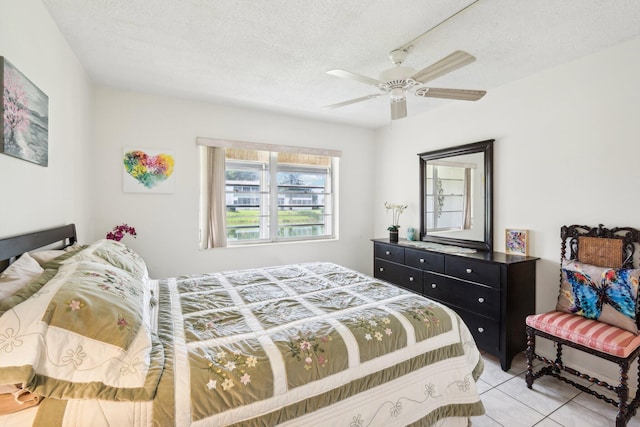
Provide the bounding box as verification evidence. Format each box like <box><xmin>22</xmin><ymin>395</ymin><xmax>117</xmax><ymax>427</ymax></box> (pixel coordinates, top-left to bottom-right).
<box><xmin>326</xmin><ymin>69</ymin><xmax>382</xmax><ymax>87</ymax></box>
<box><xmin>411</xmin><ymin>51</ymin><xmax>476</xmax><ymax>84</ymax></box>
<box><xmin>390</xmin><ymin>99</ymin><xmax>407</xmax><ymax>120</ymax></box>
<box><xmin>415</xmin><ymin>87</ymin><xmax>486</xmax><ymax>101</ymax></box>
<box><xmin>322</xmin><ymin>94</ymin><xmax>381</xmax><ymax>109</ymax></box>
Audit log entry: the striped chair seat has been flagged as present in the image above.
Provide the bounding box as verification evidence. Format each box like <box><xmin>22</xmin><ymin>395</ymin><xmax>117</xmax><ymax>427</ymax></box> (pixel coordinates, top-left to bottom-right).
<box><xmin>526</xmin><ymin>311</ymin><xmax>640</xmax><ymax>358</ymax></box>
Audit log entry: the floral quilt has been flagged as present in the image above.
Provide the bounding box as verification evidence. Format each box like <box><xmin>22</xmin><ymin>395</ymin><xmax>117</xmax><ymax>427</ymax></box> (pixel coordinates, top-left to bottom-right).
<box><xmin>0</xmin><ymin>255</ymin><xmax>484</xmax><ymax>426</ymax></box>
<box><xmin>153</xmin><ymin>262</ymin><xmax>484</xmax><ymax>426</ymax></box>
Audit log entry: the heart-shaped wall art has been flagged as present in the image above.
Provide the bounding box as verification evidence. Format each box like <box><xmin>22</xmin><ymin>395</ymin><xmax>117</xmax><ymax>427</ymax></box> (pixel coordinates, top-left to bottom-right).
<box><xmin>123</xmin><ymin>150</ymin><xmax>175</xmax><ymax>189</ymax></box>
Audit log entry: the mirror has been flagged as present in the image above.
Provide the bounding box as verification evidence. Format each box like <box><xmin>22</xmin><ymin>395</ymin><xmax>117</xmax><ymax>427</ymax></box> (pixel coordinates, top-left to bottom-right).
<box><xmin>419</xmin><ymin>139</ymin><xmax>493</xmax><ymax>251</ymax></box>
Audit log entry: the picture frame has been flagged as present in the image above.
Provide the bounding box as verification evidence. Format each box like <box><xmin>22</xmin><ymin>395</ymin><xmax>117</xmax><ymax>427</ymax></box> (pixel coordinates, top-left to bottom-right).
<box><xmin>1</xmin><ymin>57</ymin><xmax>49</xmax><ymax>166</ymax></box>
<box><xmin>122</xmin><ymin>148</ymin><xmax>176</xmax><ymax>194</ymax></box>
<box><xmin>505</xmin><ymin>229</ymin><xmax>529</xmax><ymax>256</ymax></box>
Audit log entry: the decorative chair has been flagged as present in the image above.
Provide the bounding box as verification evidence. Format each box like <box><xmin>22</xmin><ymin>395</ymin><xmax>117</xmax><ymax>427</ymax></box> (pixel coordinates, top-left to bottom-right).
<box><xmin>525</xmin><ymin>224</ymin><xmax>640</xmax><ymax>427</ymax></box>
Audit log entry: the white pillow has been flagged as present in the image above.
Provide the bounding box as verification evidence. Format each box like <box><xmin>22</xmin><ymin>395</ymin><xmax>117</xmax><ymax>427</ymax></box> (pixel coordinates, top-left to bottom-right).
<box><xmin>29</xmin><ymin>243</ymin><xmax>81</xmax><ymax>266</ymax></box>
<box><xmin>0</xmin><ymin>252</ymin><xmax>44</xmax><ymax>300</ymax></box>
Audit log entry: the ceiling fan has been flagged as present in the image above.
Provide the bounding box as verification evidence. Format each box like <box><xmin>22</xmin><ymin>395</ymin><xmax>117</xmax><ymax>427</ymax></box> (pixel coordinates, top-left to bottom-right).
<box><xmin>323</xmin><ymin>49</ymin><xmax>486</xmax><ymax>120</ymax></box>
<box><xmin>323</xmin><ymin>1</ymin><xmax>485</xmax><ymax>120</ymax></box>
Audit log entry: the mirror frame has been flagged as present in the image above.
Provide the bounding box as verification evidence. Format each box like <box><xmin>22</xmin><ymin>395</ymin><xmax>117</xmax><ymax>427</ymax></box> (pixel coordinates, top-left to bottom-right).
<box><xmin>418</xmin><ymin>139</ymin><xmax>494</xmax><ymax>252</ymax></box>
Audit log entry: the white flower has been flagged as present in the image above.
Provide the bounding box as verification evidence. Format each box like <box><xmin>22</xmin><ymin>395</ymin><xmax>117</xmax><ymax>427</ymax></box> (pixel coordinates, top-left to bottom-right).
<box><xmin>62</xmin><ymin>346</ymin><xmax>87</xmax><ymax>368</ymax></box>
<box><xmin>0</xmin><ymin>328</ymin><xmax>23</xmax><ymax>353</ymax></box>
<box><xmin>206</xmin><ymin>379</ymin><xmax>217</xmax><ymax>390</ymax></box>
<box><xmin>384</xmin><ymin>202</ymin><xmax>408</xmax><ymax>228</ymax></box>
<box><xmin>222</xmin><ymin>378</ymin><xmax>234</xmax><ymax>391</ymax></box>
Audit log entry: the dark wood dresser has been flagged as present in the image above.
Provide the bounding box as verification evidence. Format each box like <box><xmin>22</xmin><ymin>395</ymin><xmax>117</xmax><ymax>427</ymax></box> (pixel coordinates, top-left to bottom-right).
<box><xmin>372</xmin><ymin>238</ymin><xmax>538</xmax><ymax>371</ymax></box>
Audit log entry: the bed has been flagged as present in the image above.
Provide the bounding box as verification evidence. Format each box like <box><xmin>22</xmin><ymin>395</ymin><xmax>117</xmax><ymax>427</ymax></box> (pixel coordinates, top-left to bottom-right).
<box><xmin>0</xmin><ymin>224</ymin><xmax>484</xmax><ymax>426</ymax></box>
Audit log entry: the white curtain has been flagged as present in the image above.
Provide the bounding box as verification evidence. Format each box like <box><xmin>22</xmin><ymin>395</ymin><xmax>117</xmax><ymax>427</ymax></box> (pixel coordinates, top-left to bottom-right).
<box><xmin>201</xmin><ymin>146</ymin><xmax>227</xmax><ymax>249</ymax></box>
<box><xmin>463</xmin><ymin>168</ymin><xmax>472</xmax><ymax>230</ymax></box>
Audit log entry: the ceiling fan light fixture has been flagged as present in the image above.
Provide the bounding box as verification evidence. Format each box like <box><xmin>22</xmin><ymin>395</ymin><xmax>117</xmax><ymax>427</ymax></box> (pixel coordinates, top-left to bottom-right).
<box><xmin>390</xmin><ymin>98</ymin><xmax>407</xmax><ymax>120</ymax></box>
<box><xmin>389</xmin><ymin>87</ymin><xmax>405</xmax><ymax>101</ymax></box>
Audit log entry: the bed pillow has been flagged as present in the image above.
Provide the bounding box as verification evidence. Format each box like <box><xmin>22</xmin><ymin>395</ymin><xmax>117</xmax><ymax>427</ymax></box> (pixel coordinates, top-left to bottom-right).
<box><xmin>556</xmin><ymin>259</ymin><xmax>640</xmax><ymax>334</ymax></box>
<box><xmin>0</xmin><ymin>252</ymin><xmax>44</xmax><ymax>300</ymax></box>
<box><xmin>29</xmin><ymin>243</ymin><xmax>83</xmax><ymax>266</ymax></box>
<box><xmin>0</xmin><ymin>260</ymin><xmax>163</xmax><ymax>401</ymax></box>
<box><xmin>60</xmin><ymin>239</ymin><xmax>148</xmax><ymax>279</ymax></box>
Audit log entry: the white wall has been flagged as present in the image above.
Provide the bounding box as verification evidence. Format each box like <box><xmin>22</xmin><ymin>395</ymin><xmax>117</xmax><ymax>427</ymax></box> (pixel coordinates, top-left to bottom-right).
<box><xmin>373</xmin><ymin>37</ymin><xmax>640</xmax><ymax>381</ymax></box>
<box><xmin>0</xmin><ymin>0</ymin><xmax>94</xmax><ymax>240</ymax></box>
<box><xmin>92</xmin><ymin>88</ymin><xmax>375</xmax><ymax>277</ymax></box>
<box><xmin>6</xmin><ymin>0</ymin><xmax>639</xmax><ymax>385</ymax></box>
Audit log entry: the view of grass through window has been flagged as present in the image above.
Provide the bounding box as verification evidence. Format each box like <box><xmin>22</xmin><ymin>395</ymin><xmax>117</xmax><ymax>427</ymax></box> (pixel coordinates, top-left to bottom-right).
<box><xmin>225</xmin><ymin>149</ymin><xmax>334</xmax><ymax>242</ymax></box>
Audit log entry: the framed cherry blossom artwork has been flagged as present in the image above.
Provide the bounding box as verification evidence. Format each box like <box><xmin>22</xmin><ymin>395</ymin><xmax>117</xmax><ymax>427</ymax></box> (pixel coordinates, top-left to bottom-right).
<box><xmin>505</xmin><ymin>229</ymin><xmax>529</xmax><ymax>256</ymax></box>
<box><xmin>1</xmin><ymin>57</ymin><xmax>49</xmax><ymax>166</ymax></box>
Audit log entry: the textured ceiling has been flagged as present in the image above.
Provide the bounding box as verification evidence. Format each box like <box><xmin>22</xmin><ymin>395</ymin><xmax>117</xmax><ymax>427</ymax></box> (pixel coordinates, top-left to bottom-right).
<box><xmin>41</xmin><ymin>0</ymin><xmax>640</xmax><ymax>129</ymax></box>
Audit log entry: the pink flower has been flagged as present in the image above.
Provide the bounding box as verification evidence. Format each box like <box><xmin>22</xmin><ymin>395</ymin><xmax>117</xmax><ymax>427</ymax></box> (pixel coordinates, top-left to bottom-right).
<box><xmin>300</xmin><ymin>341</ymin><xmax>311</xmax><ymax>351</ymax></box>
<box><xmin>117</xmin><ymin>316</ymin><xmax>128</xmax><ymax>329</ymax></box>
<box><xmin>305</xmin><ymin>357</ymin><xmax>313</xmax><ymax>365</ymax></box>
<box><xmin>68</xmin><ymin>300</ymin><xmax>82</xmax><ymax>311</ymax></box>
<box><xmin>3</xmin><ymin>68</ymin><xmax>30</xmax><ymax>137</ymax></box>
<box><xmin>106</xmin><ymin>224</ymin><xmax>137</xmax><ymax>242</ymax></box>
<box><xmin>240</xmin><ymin>373</ymin><xmax>251</xmax><ymax>385</ymax></box>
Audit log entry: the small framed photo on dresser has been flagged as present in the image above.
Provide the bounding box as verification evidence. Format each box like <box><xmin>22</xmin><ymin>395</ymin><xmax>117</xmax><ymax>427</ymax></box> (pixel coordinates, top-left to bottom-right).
<box><xmin>505</xmin><ymin>229</ymin><xmax>529</xmax><ymax>256</ymax></box>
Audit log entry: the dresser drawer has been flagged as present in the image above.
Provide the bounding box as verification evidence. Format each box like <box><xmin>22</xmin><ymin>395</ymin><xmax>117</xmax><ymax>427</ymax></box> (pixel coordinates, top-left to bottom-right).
<box><xmin>423</xmin><ymin>273</ymin><xmax>500</xmax><ymax>320</ymax></box>
<box><xmin>405</xmin><ymin>248</ymin><xmax>444</xmax><ymax>273</ymax></box>
<box><xmin>445</xmin><ymin>256</ymin><xmax>501</xmax><ymax>288</ymax></box>
<box><xmin>374</xmin><ymin>259</ymin><xmax>422</xmax><ymax>293</ymax></box>
<box><xmin>453</xmin><ymin>308</ymin><xmax>499</xmax><ymax>352</ymax></box>
<box><xmin>375</xmin><ymin>259</ymin><xmax>422</xmax><ymax>293</ymax></box>
<box><xmin>374</xmin><ymin>242</ymin><xmax>404</xmax><ymax>263</ymax></box>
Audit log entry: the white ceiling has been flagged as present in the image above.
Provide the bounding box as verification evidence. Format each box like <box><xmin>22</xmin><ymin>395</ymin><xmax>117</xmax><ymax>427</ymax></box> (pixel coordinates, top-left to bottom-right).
<box><xmin>41</xmin><ymin>0</ymin><xmax>640</xmax><ymax>129</ymax></box>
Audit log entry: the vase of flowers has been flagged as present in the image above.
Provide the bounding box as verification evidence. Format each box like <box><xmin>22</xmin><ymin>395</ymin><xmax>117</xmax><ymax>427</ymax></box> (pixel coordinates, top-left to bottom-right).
<box><xmin>385</xmin><ymin>202</ymin><xmax>407</xmax><ymax>243</ymax></box>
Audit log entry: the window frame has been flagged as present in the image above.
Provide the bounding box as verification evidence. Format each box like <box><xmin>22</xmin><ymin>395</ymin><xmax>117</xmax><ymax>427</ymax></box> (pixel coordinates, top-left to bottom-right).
<box><xmin>223</xmin><ymin>151</ymin><xmax>337</xmax><ymax>245</ymax></box>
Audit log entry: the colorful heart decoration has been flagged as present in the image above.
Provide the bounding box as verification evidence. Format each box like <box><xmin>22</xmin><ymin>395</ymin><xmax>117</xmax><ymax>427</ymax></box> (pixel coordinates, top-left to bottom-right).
<box><xmin>123</xmin><ymin>150</ymin><xmax>175</xmax><ymax>189</ymax></box>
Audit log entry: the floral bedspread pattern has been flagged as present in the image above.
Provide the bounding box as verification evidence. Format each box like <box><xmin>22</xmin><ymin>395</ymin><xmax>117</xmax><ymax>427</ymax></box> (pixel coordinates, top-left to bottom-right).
<box><xmin>0</xmin><ymin>247</ymin><xmax>483</xmax><ymax>427</ymax></box>
<box><xmin>161</xmin><ymin>262</ymin><xmax>483</xmax><ymax>426</ymax></box>
<box><xmin>0</xmin><ymin>258</ymin><xmax>163</xmax><ymax>401</ymax></box>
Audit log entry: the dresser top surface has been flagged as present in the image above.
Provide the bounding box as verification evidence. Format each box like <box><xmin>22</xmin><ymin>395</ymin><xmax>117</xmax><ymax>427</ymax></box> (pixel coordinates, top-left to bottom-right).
<box><xmin>372</xmin><ymin>238</ymin><xmax>539</xmax><ymax>264</ymax></box>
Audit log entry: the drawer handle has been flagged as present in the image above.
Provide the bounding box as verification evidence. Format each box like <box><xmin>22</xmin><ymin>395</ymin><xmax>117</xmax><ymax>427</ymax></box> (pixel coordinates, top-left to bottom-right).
<box><xmin>409</xmin><ymin>277</ymin><xmax>414</xmax><ymax>282</ymax></box>
<box><xmin>431</xmin><ymin>283</ymin><xmax>437</xmax><ymax>289</ymax></box>
<box><xmin>478</xmin><ymin>297</ymin><xmax>485</xmax><ymax>303</ymax></box>
<box><xmin>385</xmin><ymin>251</ymin><xmax>391</xmax><ymax>255</ymax></box>
<box><xmin>419</xmin><ymin>258</ymin><xmax>425</xmax><ymax>263</ymax></box>
<box><xmin>466</xmin><ymin>268</ymin><xmax>473</xmax><ymax>274</ymax></box>
<box><xmin>379</xmin><ymin>268</ymin><xmax>384</xmax><ymax>272</ymax></box>
<box><xmin>477</xmin><ymin>327</ymin><xmax>484</xmax><ymax>333</ymax></box>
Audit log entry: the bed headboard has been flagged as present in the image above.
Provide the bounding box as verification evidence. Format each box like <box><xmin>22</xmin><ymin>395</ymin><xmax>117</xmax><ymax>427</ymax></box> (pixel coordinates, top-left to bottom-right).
<box><xmin>0</xmin><ymin>224</ymin><xmax>77</xmax><ymax>270</ymax></box>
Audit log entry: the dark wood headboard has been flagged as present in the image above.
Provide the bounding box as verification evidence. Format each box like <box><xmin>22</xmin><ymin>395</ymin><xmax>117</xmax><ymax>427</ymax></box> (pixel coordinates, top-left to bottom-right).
<box><xmin>0</xmin><ymin>224</ymin><xmax>77</xmax><ymax>270</ymax></box>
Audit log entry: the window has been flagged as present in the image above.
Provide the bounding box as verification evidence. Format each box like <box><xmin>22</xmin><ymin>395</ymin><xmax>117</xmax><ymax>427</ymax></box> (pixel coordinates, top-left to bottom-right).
<box><xmin>199</xmin><ymin>139</ymin><xmax>339</xmax><ymax>248</ymax></box>
<box><xmin>425</xmin><ymin>163</ymin><xmax>472</xmax><ymax>231</ymax></box>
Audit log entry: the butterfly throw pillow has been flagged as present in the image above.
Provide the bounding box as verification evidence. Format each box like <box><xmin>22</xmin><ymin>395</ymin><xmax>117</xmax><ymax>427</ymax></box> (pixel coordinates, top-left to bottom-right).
<box><xmin>556</xmin><ymin>260</ymin><xmax>640</xmax><ymax>334</ymax></box>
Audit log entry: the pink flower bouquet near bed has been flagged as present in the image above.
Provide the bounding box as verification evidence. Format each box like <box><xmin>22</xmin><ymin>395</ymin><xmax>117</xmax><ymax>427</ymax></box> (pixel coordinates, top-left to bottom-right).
<box><xmin>106</xmin><ymin>224</ymin><xmax>137</xmax><ymax>242</ymax></box>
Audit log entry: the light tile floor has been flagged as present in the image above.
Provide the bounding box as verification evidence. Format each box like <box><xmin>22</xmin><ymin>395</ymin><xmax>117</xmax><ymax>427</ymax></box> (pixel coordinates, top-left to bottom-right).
<box><xmin>472</xmin><ymin>352</ymin><xmax>640</xmax><ymax>427</ymax></box>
